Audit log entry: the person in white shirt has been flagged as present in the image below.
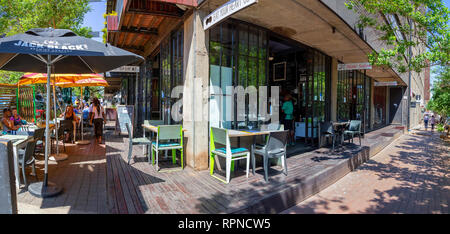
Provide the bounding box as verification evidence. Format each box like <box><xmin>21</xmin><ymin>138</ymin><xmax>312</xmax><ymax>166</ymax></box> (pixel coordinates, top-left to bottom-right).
<box><xmin>90</xmin><ymin>97</ymin><xmax>106</xmax><ymax>144</ymax></box>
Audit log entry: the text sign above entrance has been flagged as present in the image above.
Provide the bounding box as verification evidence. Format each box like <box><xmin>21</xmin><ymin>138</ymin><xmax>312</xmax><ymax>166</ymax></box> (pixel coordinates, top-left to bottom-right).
<box><xmin>203</xmin><ymin>0</ymin><xmax>258</xmax><ymax>30</ymax></box>
<box><xmin>374</xmin><ymin>81</ymin><xmax>398</xmax><ymax>86</ymax></box>
<box><xmin>337</xmin><ymin>63</ymin><xmax>372</xmax><ymax>71</ymax></box>
<box><xmin>109</xmin><ymin>66</ymin><xmax>140</xmax><ymax>73</ymax></box>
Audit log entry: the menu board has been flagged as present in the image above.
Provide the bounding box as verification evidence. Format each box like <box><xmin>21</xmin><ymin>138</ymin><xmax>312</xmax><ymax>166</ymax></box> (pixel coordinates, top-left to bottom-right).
<box><xmin>116</xmin><ymin>105</ymin><xmax>134</xmax><ymax>136</ymax></box>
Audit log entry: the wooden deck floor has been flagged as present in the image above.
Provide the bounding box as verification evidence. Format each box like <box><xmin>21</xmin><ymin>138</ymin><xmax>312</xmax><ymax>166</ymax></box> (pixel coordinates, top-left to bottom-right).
<box><xmin>105</xmin><ymin>125</ymin><xmax>404</xmax><ymax>214</ymax></box>
<box><xmin>16</xmin><ymin>136</ymin><xmax>108</xmax><ymax>214</ymax></box>
<box><xmin>16</xmin><ymin>125</ymin><xmax>403</xmax><ymax>214</ymax></box>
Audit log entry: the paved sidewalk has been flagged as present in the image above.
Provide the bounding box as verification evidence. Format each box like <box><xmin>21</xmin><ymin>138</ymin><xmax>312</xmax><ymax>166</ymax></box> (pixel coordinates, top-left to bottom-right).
<box><xmin>282</xmin><ymin>128</ymin><xmax>450</xmax><ymax>214</ymax></box>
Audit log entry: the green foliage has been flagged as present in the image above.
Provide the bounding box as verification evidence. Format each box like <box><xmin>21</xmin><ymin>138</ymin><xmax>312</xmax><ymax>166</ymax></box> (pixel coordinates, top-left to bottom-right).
<box><xmin>427</xmin><ymin>65</ymin><xmax>450</xmax><ymax>117</ymax></box>
<box><xmin>436</xmin><ymin>123</ymin><xmax>444</xmax><ymax>132</ymax></box>
<box><xmin>0</xmin><ymin>0</ymin><xmax>92</xmax><ymax>84</ymax></box>
<box><xmin>0</xmin><ymin>71</ymin><xmax>23</xmax><ymax>84</ymax></box>
<box><xmin>0</xmin><ymin>0</ymin><xmax>92</xmax><ymax>37</ymax></box>
<box><xmin>72</xmin><ymin>86</ymin><xmax>104</xmax><ymax>100</ymax></box>
<box><xmin>346</xmin><ymin>0</ymin><xmax>449</xmax><ymax>72</ymax></box>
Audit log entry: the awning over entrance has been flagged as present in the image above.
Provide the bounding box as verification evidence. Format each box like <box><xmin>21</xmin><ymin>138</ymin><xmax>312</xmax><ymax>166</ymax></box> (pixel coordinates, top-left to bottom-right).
<box><xmin>106</xmin><ymin>0</ymin><xmax>193</xmax><ymax>57</ymax></box>
<box><xmin>200</xmin><ymin>0</ymin><xmax>405</xmax><ymax>85</ymax></box>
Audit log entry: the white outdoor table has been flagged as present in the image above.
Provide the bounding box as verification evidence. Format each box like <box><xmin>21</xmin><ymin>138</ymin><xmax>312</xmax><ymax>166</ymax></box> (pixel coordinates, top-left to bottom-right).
<box><xmin>227</xmin><ymin>129</ymin><xmax>284</xmax><ymax>174</ymax></box>
<box><xmin>0</xmin><ymin>134</ymin><xmax>34</xmax><ymax>188</ymax></box>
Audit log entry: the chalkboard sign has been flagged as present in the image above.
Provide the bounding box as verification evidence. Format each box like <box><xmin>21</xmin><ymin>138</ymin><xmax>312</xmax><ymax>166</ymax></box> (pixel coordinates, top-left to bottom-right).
<box><xmin>116</xmin><ymin>105</ymin><xmax>134</xmax><ymax>136</ymax></box>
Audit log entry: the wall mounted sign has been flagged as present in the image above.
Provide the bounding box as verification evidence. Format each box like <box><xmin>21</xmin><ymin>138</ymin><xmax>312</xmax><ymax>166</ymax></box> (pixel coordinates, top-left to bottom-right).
<box><xmin>338</xmin><ymin>63</ymin><xmax>372</xmax><ymax>71</ymax></box>
<box><xmin>203</xmin><ymin>0</ymin><xmax>258</xmax><ymax>30</ymax></box>
<box><xmin>109</xmin><ymin>66</ymin><xmax>140</xmax><ymax>73</ymax></box>
<box><xmin>273</xmin><ymin>62</ymin><xmax>286</xmax><ymax>81</ymax></box>
<box><xmin>374</xmin><ymin>81</ymin><xmax>398</xmax><ymax>86</ymax></box>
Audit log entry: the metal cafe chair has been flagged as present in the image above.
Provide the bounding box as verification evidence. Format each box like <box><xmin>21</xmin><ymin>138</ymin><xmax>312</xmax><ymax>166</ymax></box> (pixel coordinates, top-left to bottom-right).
<box><xmin>344</xmin><ymin>120</ymin><xmax>362</xmax><ymax>146</ymax></box>
<box><xmin>142</xmin><ymin>120</ymin><xmax>164</xmax><ymax>156</ymax></box>
<box><xmin>125</xmin><ymin>123</ymin><xmax>152</xmax><ymax>165</ymax></box>
<box><xmin>210</xmin><ymin>127</ymin><xmax>250</xmax><ymax>184</ymax></box>
<box><xmin>18</xmin><ymin>140</ymin><xmax>38</xmax><ymax>188</ymax></box>
<box><xmin>251</xmin><ymin>130</ymin><xmax>289</xmax><ymax>182</ymax></box>
<box><xmin>33</xmin><ymin>127</ymin><xmax>45</xmax><ymax>156</ymax></box>
<box><xmin>257</xmin><ymin>123</ymin><xmax>284</xmax><ymax>147</ymax></box>
<box><xmin>150</xmin><ymin>124</ymin><xmax>184</xmax><ymax>171</ymax></box>
<box><xmin>319</xmin><ymin>121</ymin><xmax>337</xmax><ymax>151</ymax></box>
<box><xmin>51</xmin><ymin>120</ymin><xmax>72</xmax><ymax>153</ymax></box>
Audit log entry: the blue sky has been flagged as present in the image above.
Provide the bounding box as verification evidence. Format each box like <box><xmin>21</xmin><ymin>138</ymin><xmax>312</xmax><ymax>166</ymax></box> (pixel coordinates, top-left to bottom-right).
<box><xmin>82</xmin><ymin>0</ymin><xmax>107</xmax><ymax>42</ymax></box>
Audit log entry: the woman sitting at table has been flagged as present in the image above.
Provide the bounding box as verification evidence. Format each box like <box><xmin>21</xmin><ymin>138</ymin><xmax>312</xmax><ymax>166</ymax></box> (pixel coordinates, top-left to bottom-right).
<box><xmin>10</xmin><ymin>109</ymin><xmax>26</xmax><ymax>126</ymax></box>
<box><xmin>2</xmin><ymin>108</ymin><xmax>20</xmax><ymax>134</ymax></box>
<box><xmin>60</xmin><ymin>105</ymin><xmax>79</xmax><ymax>142</ymax></box>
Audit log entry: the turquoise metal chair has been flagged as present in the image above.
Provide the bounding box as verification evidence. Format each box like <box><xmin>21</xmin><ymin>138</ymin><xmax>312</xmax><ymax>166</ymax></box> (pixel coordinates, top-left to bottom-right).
<box><xmin>210</xmin><ymin>127</ymin><xmax>250</xmax><ymax>184</ymax></box>
<box><xmin>126</xmin><ymin>123</ymin><xmax>152</xmax><ymax>165</ymax></box>
<box><xmin>151</xmin><ymin>125</ymin><xmax>184</xmax><ymax>171</ymax></box>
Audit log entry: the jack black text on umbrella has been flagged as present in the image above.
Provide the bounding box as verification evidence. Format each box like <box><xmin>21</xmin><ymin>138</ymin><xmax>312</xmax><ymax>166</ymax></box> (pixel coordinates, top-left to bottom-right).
<box><xmin>0</xmin><ymin>28</ymin><xmax>143</xmax><ymax>198</ymax></box>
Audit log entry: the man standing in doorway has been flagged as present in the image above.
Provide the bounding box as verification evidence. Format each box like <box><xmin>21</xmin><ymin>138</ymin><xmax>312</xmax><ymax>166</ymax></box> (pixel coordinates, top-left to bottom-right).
<box><xmin>282</xmin><ymin>93</ymin><xmax>295</xmax><ymax>146</ymax></box>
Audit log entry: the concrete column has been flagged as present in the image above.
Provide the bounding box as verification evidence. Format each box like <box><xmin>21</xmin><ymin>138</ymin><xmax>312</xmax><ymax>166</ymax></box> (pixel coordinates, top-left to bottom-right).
<box><xmin>370</xmin><ymin>79</ymin><xmax>374</xmax><ymax>129</ymax></box>
<box><xmin>330</xmin><ymin>58</ymin><xmax>338</xmax><ymax>122</ymax></box>
<box><xmin>183</xmin><ymin>9</ymin><xmax>210</xmax><ymax>171</ymax></box>
<box><xmin>386</xmin><ymin>87</ymin><xmax>390</xmax><ymax>125</ymax></box>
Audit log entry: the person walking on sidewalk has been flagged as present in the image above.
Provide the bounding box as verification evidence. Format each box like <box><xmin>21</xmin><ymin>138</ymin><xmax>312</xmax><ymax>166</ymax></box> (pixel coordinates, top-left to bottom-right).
<box><xmin>90</xmin><ymin>97</ymin><xmax>106</xmax><ymax>144</ymax></box>
<box><xmin>424</xmin><ymin>113</ymin><xmax>429</xmax><ymax>130</ymax></box>
<box><xmin>430</xmin><ymin>115</ymin><xmax>436</xmax><ymax>131</ymax></box>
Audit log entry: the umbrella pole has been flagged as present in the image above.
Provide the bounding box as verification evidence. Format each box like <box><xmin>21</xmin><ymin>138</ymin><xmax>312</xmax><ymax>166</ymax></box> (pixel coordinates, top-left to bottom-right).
<box><xmin>81</xmin><ymin>87</ymin><xmax>83</xmax><ymax>141</ymax></box>
<box><xmin>44</xmin><ymin>58</ymin><xmax>51</xmax><ymax>186</ymax></box>
<box><xmin>53</xmin><ymin>81</ymin><xmax>59</xmax><ymax>155</ymax></box>
<box><xmin>28</xmin><ymin>55</ymin><xmax>62</xmax><ymax>198</ymax></box>
<box><xmin>50</xmin><ymin>75</ymin><xmax>68</xmax><ymax>161</ymax></box>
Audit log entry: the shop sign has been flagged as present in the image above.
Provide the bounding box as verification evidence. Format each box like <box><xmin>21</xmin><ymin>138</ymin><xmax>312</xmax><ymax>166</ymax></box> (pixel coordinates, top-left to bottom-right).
<box><xmin>374</xmin><ymin>81</ymin><xmax>398</xmax><ymax>86</ymax></box>
<box><xmin>337</xmin><ymin>63</ymin><xmax>372</xmax><ymax>71</ymax></box>
<box><xmin>203</xmin><ymin>0</ymin><xmax>258</xmax><ymax>30</ymax></box>
<box><xmin>109</xmin><ymin>66</ymin><xmax>140</xmax><ymax>73</ymax></box>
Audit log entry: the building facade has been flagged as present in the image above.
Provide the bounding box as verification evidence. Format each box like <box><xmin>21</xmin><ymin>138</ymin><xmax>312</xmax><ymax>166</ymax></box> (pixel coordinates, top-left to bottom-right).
<box><xmin>106</xmin><ymin>0</ymin><xmax>428</xmax><ymax>170</ymax></box>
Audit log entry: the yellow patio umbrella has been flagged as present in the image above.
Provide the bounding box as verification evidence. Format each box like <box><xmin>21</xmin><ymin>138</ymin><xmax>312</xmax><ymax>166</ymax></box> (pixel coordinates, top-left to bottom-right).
<box><xmin>18</xmin><ymin>73</ymin><xmax>103</xmax><ymax>86</ymax></box>
<box><xmin>56</xmin><ymin>77</ymin><xmax>109</xmax><ymax>145</ymax></box>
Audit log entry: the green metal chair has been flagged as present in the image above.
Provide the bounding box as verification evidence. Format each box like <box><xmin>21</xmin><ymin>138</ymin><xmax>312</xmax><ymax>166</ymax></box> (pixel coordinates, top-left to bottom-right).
<box><xmin>343</xmin><ymin>120</ymin><xmax>362</xmax><ymax>146</ymax></box>
<box><xmin>126</xmin><ymin>123</ymin><xmax>152</xmax><ymax>165</ymax></box>
<box><xmin>151</xmin><ymin>125</ymin><xmax>184</xmax><ymax>171</ymax></box>
<box><xmin>210</xmin><ymin>127</ymin><xmax>250</xmax><ymax>184</ymax></box>
<box><xmin>143</xmin><ymin>120</ymin><xmax>164</xmax><ymax>156</ymax></box>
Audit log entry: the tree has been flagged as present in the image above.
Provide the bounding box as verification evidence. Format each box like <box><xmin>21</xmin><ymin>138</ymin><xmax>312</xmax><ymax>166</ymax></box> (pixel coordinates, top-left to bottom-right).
<box><xmin>346</xmin><ymin>0</ymin><xmax>449</xmax><ymax>73</ymax></box>
<box><xmin>0</xmin><ymin>0</ymin><xmax>92</xmax><ymax>37</ymax></box>
<box><xmin>0</xmin><ymin>0</ymin><xmax>92</xmax><ymax>84</ymax></box>
<box><xmin>427</xmin><ymin>65</ymin><xmax>450</xmax><ymax>117</ymax></box>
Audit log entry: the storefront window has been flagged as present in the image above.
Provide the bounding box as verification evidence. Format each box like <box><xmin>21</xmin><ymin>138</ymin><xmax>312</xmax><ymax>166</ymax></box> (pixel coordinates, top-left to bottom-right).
<box><xmin>209</xmin><ymin>21</ymin><xmax>267</xmax><ymax>129</ymax></box>
<box><xmin>160</xmin><ymin>26</ymin><xmax>184</xmax><ymax>124</ymax></box>
<box><xmin>337</xmin><ymin>69</ymin><xmax>371</xmax><ymax>129</ymax></box>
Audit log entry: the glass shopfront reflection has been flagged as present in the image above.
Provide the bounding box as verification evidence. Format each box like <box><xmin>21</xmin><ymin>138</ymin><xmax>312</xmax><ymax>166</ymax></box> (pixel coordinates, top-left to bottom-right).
<box><xmin>209</xmin><ymin>19</ymin><xmax>331</xmax><ymax>147</ymax></box>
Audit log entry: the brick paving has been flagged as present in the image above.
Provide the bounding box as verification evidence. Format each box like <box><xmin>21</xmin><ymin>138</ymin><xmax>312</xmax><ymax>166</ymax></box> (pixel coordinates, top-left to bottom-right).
<box><xmin>282</xmin><ymin>128</ymin><xmax>450</xmax><ymax>214</ymax></box>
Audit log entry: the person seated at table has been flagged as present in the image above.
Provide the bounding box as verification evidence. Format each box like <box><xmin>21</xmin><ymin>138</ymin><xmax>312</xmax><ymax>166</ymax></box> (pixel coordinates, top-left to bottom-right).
<box><xmin>60</xmin><ymin>105</ymin><xmax>80</xmax><ymax>142</ymax></box>
<box><xmin>82</xmin><ymin>105</ymin><xmax>90</xmax><ymax>122</ymax></box>
<box><xmin>73</xmin><ymin>105</ymin><xmax>81</xmax><ymax>115</ymax></box>
<box><xmin>2</xmin><ymin>108</ymin><xmax>20</xmax><ymax>134</ymax></box>
<box><xmin>10</xmin><ymin>109</ymin><xmax>27</xmax><ymax>126</ymax></box>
